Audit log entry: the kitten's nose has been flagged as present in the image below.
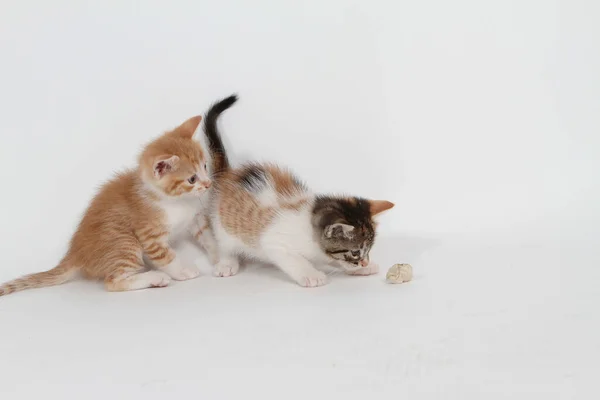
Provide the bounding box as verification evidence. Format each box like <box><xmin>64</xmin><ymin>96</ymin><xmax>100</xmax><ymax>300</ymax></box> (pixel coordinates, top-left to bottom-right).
<box><xmin>201</xmin><ymin>180</ymin><xmax>212</xmax><ymax>189</ymax></box>
<box><xmin>360</xmin><ymin>259</ymin><xmax>369</xmax><ymax>267</ymax></box>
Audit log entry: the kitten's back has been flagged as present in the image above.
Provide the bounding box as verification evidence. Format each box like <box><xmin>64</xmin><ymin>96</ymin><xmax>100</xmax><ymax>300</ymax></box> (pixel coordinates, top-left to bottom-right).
<box><xmin>215</xmin><ymin>163</ymin><xmax>311</xmax><ymax>246</ymax></box>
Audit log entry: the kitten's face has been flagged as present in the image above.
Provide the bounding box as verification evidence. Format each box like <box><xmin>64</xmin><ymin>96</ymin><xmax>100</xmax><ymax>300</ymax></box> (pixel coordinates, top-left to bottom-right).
<box><xmin>313</xmin><ymin>196</ymin><xmax>394</xmax><ymax>271</ymax></box>
<box><xmin>153</xmin><ymin>154</ymin><xmax>211</xmax><ymax>198</ymax></box>
<box><xmin>141</xmin><ymin>115</ymin><xmax>212</xmax><ymax>198</ymax></box>
<box><xmin>323</xmin><ymin>222</ymin><xmax>375</xmax><ymax>268</ymax></box>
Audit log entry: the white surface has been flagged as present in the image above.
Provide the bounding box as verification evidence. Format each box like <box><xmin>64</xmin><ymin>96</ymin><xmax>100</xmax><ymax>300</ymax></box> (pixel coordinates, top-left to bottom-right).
<box><xmin>0</xmin><ymin>1</ymin><xmax>599</xmax><ymax>399</ymax></box>
<box><xmin>1</xmin><ymin>235</ymin><xmax>598</xmax><ymax>400</ymax></box>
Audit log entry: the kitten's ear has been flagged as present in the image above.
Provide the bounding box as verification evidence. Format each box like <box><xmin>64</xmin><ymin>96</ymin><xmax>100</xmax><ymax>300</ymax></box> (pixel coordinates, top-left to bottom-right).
<box><xmin>175</xmin><ymin>115</ymin><xmax>202</xmax><ymax>139</ymax></box>
<box><xmin>153</xmin><ymin>155</ymin><xmax>180</xmax><ymax>179</ymax></box>
<box><xmin>369</xmin><ymin>200</ymin><xmax>395</xmax><ymax>216</ymax></box>
<box><xmin>324</xmin><ymin>223</ymin><xmax>355</xmax><ymax>239</ymax></box>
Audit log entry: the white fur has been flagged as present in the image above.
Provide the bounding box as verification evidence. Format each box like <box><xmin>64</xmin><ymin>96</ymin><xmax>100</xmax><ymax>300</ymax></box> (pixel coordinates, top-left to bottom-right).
<box><xmin>159</xmin><ymin>197</ymin><xmax>205</xmax><ymax>240</ymax></box>
<box><xmin>137</xmin><ymin>178</ymin><xmax>214</xmax><ymax>280</ymax></box>
<box><xmin>209</xmin><ymin>185</ymin><xmax>338</xmax><ymax>287</ymax></box>
<box><xmin>255</xmin><ymin>183</ymin><xmax>279</xmax><ymax>207</ymax></box>
<box><xmin>260</xmin><ymin>207</ymin><xmax>324</xmax><ymax>262</ymax></box>
<box><xmin>139</xmin><ymin>173</ymin><xmax>211</xmax><ymax>240</ymax></box>
<box><xmin>155</xmin><ymin>198</ymin><xmax>210</xmax><ymax>279</ymax></box>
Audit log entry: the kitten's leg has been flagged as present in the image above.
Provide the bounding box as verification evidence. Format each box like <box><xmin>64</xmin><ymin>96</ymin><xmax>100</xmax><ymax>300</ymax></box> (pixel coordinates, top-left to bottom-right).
<box><xmin>190</xmin><ymin>215</ymin><xmax>219</xmax><ymax>265</ymax></box>
<box><xmin>138</xmin><ymin>229</ymin><xmax>200</xmax><ymax>281</ymax></box>
<box><xmin>101</xmin><ymin>244</ymin><xmax>171</xmax><ymax>291</ymax></box>
<box><xmin>210</xmin><ymin>232</ymin><xmax>240</xmax><ymax>277</ymax></box>
<box><xmin>267</xmin><ymin>250</ymin><xmax>328</xmax><ymax>288</ymax></box>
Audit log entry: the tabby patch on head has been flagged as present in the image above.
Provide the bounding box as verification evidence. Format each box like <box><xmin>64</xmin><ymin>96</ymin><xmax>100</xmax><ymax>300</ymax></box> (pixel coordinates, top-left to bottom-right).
<box><xmin>312</xmin><ymin>196</ymin><xmax>394</xmax><ymax>267</ymax></box>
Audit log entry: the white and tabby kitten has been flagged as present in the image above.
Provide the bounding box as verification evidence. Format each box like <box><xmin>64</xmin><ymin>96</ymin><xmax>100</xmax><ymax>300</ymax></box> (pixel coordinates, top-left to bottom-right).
<box><xmin>196</xmin><ymin>96</ymin><xmax>394</xmax><ymax>287</ymax></box>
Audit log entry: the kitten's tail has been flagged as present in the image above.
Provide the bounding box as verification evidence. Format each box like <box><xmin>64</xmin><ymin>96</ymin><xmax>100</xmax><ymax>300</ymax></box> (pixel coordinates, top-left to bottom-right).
<box><xmin>0</xmin><ymin>263</ymin><xmax>77</xmax><ymax>297</ymax></box>
<box><xmin>204</xmin><ymin>94</ymin><xmax>238</xmax><ymax>174</ymax></box>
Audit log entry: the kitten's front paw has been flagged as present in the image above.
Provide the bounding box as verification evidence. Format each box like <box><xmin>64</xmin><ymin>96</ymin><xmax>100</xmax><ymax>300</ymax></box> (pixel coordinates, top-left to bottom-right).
<box><xmin>346</xmin><ymin>262</ymin><xmax>379</xmax><ymax>276</ymax></box>
<box><xmin>147</xmin><ymin>271</ymin><xmax>172</xmax><ymax>287</ymax></box>
<box><xmin>163</xmin><ymin>265</ymin><xmax>201</xmax><ymax>281</ymax></box>
<box><xmin>296</xmin><ymin>270</ymin><xmax>328</xmax><ymax>288</ymax></box>
<box><xmin>213</xmin><ymin>259</ymin><xmax>239</xmax><ymax>277</ymax></box>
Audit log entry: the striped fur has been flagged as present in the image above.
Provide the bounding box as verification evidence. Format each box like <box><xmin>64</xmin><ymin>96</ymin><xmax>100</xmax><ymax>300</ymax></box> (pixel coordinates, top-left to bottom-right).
<box><xmin>1</xmin><ymin>114</ymin><xmax>214</xmax><ymax>296</ymax></box>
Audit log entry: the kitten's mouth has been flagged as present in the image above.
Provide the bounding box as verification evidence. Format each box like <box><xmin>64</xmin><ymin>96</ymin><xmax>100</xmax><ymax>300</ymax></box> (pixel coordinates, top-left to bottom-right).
<box><xmin>337</xmin><ymin>261</ymin><xmax>362</xmax><ymax>272</ymax></box>
<box><xmin>342</xmin><ymin>259</ymin><xmax>370</xmax><ymax>271</ymax></box>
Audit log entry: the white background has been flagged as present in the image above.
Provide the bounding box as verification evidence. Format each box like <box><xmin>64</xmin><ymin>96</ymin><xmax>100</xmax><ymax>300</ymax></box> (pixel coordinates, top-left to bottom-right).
<box><xmin>0</xmin><ymin>1</ymin><xmax>598</xmax><ymax>399</ymax></box>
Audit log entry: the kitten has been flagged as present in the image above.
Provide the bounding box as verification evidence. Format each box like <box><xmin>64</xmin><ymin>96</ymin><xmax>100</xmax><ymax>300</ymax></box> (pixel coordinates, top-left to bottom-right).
<box><xmin>200</xmin><ymin>95</ymin><xmax>394</xmax><ymax>287</ymax></box>
<box><xmin>0</xmin><ymin>115</ymin><xmax>213</xmax><ymax>296</ymax></box>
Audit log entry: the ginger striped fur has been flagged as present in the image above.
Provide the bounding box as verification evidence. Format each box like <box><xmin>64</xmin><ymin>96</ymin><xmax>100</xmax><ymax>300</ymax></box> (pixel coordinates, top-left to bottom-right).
<box><xmin>0</xmin><ymin>114</ymin><xmax>217</xmax><ymax>296</ymax></box>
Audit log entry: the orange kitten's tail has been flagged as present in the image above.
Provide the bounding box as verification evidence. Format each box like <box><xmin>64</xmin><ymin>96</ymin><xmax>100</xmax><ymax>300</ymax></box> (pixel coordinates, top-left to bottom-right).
<box><xmin>0</xmin><ymin>263</ymin><xmax>77</xmax><ymax>297</ymax></box>
<box><xmin>204</xmin><ymin>94</ymin><xmax>238</xmax><ymax>175</ymax></box>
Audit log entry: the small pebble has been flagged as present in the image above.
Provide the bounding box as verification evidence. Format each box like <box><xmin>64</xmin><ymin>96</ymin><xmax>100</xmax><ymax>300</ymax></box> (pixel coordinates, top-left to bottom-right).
<box><xmin>386</xmin><ymin>263</ymin><xmax>413</xmax><ymax>284</ymax></box>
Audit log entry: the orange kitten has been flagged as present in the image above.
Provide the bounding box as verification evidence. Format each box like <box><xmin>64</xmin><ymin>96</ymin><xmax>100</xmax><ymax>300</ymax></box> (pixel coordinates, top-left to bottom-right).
<box><xmin>0</xmin><ymin>116</ymin><xmax>213</xmax><ymax>296</ymax></box>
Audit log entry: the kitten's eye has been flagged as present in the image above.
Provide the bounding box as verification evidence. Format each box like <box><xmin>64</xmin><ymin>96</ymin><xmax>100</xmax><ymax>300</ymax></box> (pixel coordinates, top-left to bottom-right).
<box><xmin>188</xmin><ymin>175</ymin><xmax>198</xmax><ymax>184</ymax></box>
<box><xmin>204</xmin><ymin>162</ymin><xmax>208</xmax><ymax>170</ymax></box>
<box><xmin>350</xmin><ymin>250</ymin><xmax>360</xmax><ymax>258</ymax></box>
